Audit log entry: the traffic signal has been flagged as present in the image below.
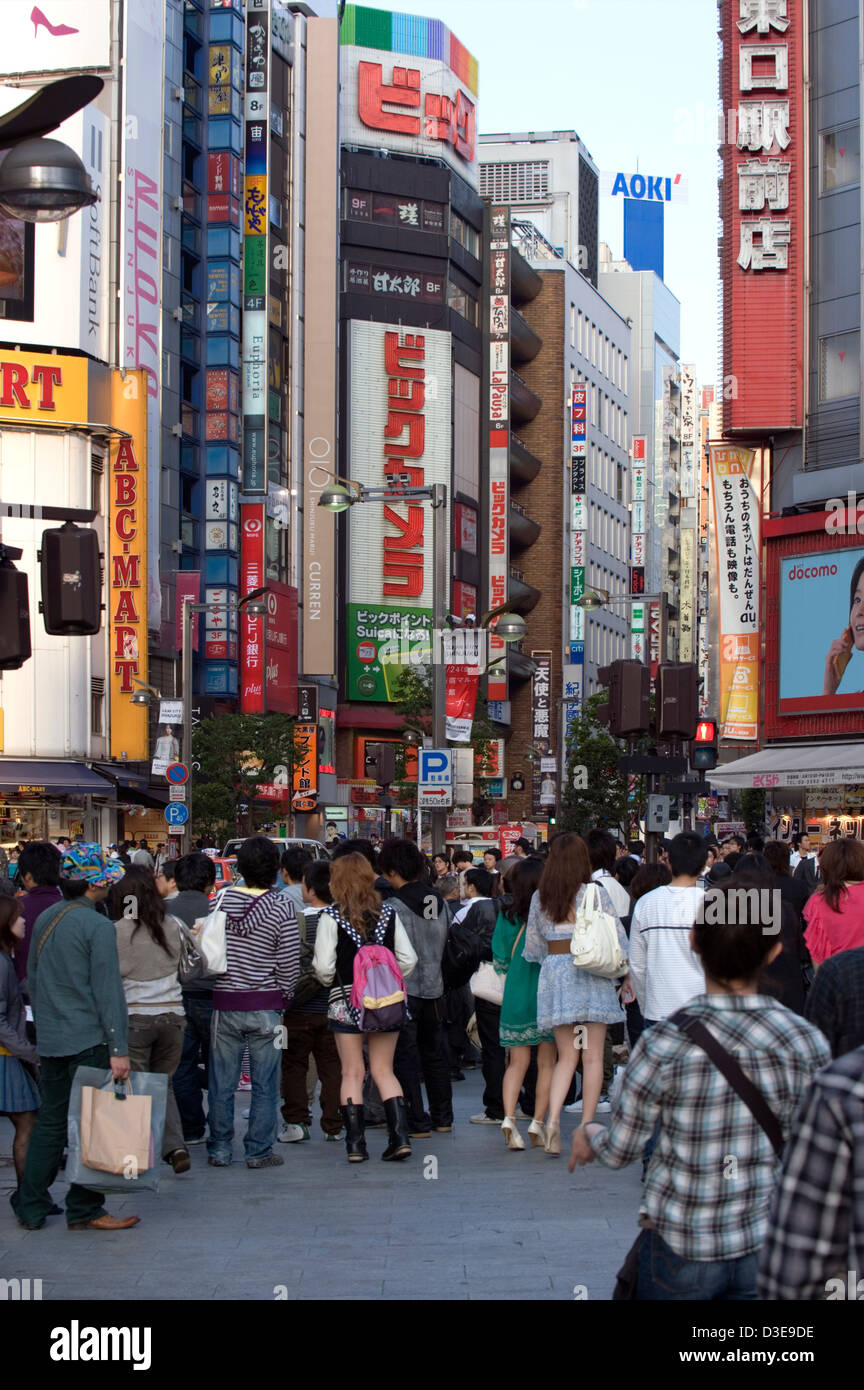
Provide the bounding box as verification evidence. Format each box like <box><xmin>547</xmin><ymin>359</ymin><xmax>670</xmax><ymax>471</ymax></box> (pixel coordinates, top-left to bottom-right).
<box><xmin>39</xmin><ymin>523</ymin><xmax>102</xmax><ymax>635</ymax></box>
<box><xmin>597</xmin><ymin>660</ymin><xmax>650</xmax><ymax>736</ymax></box>
<box><xmin>365</xmin><ymin>741</ymin><xmax>397</xmax><ymax>787</ymax></box>
<box><xmin>0</xmin><ymin>550</ymin><xmax>31</xmax><ymax>670</ymax></box>
<box><xmin>691</xmin><ymin>717</ymin><xmax>718</xmax><ymax>770</ymax></box>
<box><xmin>656</xmin><ymin>662</ymin><xmax>699</xmax><ymax>739</ymax></box>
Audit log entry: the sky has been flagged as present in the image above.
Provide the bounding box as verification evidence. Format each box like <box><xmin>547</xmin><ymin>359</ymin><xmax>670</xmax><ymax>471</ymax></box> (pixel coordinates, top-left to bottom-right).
<box><xmin>353</xmin><ymin>0</ymin><xmax>721</xmax><ymax>383</ymax></box>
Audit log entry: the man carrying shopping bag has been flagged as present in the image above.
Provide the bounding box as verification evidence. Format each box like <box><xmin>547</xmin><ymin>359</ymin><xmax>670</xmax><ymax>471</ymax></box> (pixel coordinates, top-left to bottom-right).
<box><xmin>13</xmin><ymin>844</ymin><xmax>141</xmax><ymax>1232</ymax></box>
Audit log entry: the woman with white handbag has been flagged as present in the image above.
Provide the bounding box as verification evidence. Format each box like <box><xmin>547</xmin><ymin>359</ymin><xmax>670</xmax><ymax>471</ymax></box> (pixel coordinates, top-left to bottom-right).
<box><xmin>523</xmin><ymin>833</ymin><xmax>635</xmax><ymax>1154</ymax></box>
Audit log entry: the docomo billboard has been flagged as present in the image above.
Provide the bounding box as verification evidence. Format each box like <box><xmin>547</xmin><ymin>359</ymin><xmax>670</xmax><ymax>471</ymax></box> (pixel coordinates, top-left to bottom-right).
<box><xmin>239</xmin><ymin>504</ymin><xmax>266</xmax><ymax>712</ymax></box>
<box><xmin>710</xmin><ymin>445</ymin><xmax>760</xmax><ymax>740</ymax></box>
<box><xmin>347</xmin><ymin>321</ymin><xmax>451</xmax><ymax>701</ymax></box>
<box><xmin>122</xmin><ymin>0</ymin><xmax>165</xmax><ymax>631</ymax></box>
<box><xmin>720</xmin><ymin>0</ymin><xmax>803</xmax><ymax>433</ymax></box>
<box><xmin>339</xmin><ymin>6</ymin><xmax>478</xmax><ymax>184</ymax></box>
<box><xmin>765</xmin><ymin>509</ymin><xmax>864</xmax><ymax>739</ymax></box>
<box><xmin>109</xmin><ymin>371</ymin><xmax>149</xmax><ymax>761</ymax></box>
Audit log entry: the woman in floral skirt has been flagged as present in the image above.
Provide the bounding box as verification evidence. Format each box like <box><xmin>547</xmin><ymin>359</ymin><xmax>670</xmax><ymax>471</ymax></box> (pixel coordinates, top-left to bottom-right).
<box><xmin>492</xmin><ymin>857</ymin><xmax>554</xmax><ymax>1151</ymax></box>
<box><xmin>524</xmin><ymin>833</ymin><xmax>634</xmax><ymax>1155</ymax></box>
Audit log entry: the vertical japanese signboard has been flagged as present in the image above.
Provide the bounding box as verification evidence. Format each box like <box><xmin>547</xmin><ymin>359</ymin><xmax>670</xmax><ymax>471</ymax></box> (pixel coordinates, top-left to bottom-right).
<box><xmin>679</xmin><ymin>526</ymin><xmax>696</xmax><ymax>662</ymax></box>
<box><xmin>531</xmin><ymin>653</ymin><xmax>552</xmax><ymax>818</ymax></box>
<box><xmin>109</xmin><ymin>371</ymin><xmax>149</xmax><ymax>760</ymax></box>
<box><xmin>293</xmin><ymin>685</ymin><xmax>319</xmax><ymax>810</ymax></box>
<box><xmin>720</xmin><ymin>0</ymin><xmax>802</xmax><ymax>432</ymax></box>
<box><xmin>239</xmin><ymin>503</ymin><xmax>266</xmax><ymax>711</ymax></box>
<box><xmin>346</xmin><ymin>321</ymin><xmax>451</xmax><ymax>701</ymax></box>
<box><xmin>488</xmin><ymin>205</ymin><xmax>510</xmax><ymax>702</ymax></box>
<box><xmin>630</xmin><ymin>436</ymin><xmax>648</xmax><ymax>655</ymax></box>
<box><xmin>243</xmin><ymin>0</ymin><xmax>271</xmax><ymax>493</ymax></box>
<box><xmin>569</xmin><ymin>382</ymin><xmax>587</xmax><ymax>678</ymax></box>
<box><xmin>710</xmin><ymin>445</ymin><xmax>760</xmax><ymax>740</ymax></box>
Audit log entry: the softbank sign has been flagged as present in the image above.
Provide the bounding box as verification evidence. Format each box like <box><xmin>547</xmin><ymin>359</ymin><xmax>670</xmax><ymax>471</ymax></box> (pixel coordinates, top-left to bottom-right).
<box><xmin>600</xmin><ymin>170</ymin><xmax>689</xmax><ymax>203</ymax></box>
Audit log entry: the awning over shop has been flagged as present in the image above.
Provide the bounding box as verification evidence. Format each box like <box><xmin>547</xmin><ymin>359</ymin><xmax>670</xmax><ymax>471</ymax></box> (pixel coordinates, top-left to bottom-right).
<box><xmin>92</xmin><ymin>763</ymin><xmax>151</xmax><ymax>793</ymax></box>
<box><xmin>0</xmin><ymin>762</ymin><xmax>117</xmax><ymax>798</ymax></box>
<box><xmin>709</xmin><ymin>743</ymin><xmax>864</xmax><ymax>791</ymax></box>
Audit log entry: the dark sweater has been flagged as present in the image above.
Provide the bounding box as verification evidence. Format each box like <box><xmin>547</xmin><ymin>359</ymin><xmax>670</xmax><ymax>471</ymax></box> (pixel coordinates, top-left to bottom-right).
<box><xmin>170</xmin><ymin>889</ymin><xmax>214</xmax><ymax>998</ymax></box>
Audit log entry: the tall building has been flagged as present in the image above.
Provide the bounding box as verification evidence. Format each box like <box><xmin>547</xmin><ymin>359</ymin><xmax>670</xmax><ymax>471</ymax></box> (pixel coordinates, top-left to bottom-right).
<box><xmin>478</xmin><ymin>130</ymin><xmax>600</xmax><ymax>284</ymax></box>
<box><xmin>334</xmin><ymin>4</ymin><xmax>484</xmax><ymax>835</ymax></box>
<box><xmin>711</xmin><ymin>0</ymin><xmax>864</xmax><ymax>841</ymax></box>
<box><xmin>598</xmin><ymin>244</ymin><xmax>682</xmax><ymax>667</ymax></box>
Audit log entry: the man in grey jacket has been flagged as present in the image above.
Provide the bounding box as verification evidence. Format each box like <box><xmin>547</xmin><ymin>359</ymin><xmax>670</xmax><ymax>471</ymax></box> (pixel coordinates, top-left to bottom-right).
<box><xmin>379</xmin><ymin>839</ymin><xmax>453</xmax><ymax>1138</ymax></box>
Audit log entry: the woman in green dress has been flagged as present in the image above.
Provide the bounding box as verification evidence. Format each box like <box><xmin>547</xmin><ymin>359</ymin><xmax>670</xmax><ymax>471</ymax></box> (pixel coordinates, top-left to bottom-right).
<box><xmin>492</xmin><ymin>857</ymin><xmax>555</xmax><ymax>1150</ymax></box>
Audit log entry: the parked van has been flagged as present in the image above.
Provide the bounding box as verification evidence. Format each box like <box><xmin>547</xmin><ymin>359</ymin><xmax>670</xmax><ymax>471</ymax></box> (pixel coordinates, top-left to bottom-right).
<box><xmin>220</xmin><ymin>835</ymin><xmax>330</xmax><ymax>862</ymax></box>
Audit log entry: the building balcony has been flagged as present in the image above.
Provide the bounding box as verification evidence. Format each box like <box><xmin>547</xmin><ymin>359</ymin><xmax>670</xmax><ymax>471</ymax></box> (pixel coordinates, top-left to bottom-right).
<box><xmin>510</xmin><ymin>306</ymin><xmax>542</xmax><ymax>366</ymax></box>
<box><xmin>510</xmin><ymin>243</ymin><xmax>543</xmax><ymax>305</ymax></box>
<box><xmin>510</xmin><ymin>369</ymin><xmax>541</xmax><ymax>425</ymax></box>
<box><xmin>509</xmin><ymin>500</ymin><xmax>541</xmax><ymax>551</ymax></box>
<box><xmin>510</xmin><ymin>432</ymin><xmax>542</xmax><ymax>484</ymax></box>
<box><xmin>508</xmin><ymin>569</ymin><xmax>541</xmax><ymax>615</ymax></box>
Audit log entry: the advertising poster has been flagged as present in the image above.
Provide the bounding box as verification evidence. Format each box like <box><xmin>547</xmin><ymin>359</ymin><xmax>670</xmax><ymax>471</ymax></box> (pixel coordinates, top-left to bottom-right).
<box><xmin>779</xmin><ymin>545</ymin><xmax>864</xmax><ymax>714</ymax></box>
<box><xmin>710</xmin><ymin>445</ymin><xmax>760</xmax><ymax>740</ymax></box>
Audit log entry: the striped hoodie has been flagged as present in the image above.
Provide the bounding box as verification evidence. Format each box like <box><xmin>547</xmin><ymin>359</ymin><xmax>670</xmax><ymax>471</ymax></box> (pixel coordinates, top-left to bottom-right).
<box><xmin>212</xmin><ymin>886</ymin><xmax>300</xmax><ymax>1012</ymax></box>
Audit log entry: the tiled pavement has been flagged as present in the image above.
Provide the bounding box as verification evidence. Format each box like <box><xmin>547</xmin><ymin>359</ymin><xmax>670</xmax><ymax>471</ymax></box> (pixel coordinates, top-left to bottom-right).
<box><xmin>0</xmin><ymin>1071</ymin><xmax>643</xmax><ymax>1301</ymax></box>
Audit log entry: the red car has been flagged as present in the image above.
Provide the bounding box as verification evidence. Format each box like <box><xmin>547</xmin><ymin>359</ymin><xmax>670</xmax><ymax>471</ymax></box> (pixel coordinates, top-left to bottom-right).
<box><xmin>208</xmin><ymin>857</ymin><xmax>235</xmax><ymax>898</ymax></box>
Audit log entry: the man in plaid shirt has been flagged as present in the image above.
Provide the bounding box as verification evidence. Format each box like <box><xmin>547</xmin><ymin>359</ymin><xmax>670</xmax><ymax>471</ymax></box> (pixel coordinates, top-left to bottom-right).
<box><xmin>570</xmin><ymin>883</ymin><xmax>830</xmax><ymax>1299</ymax></box>
<box><xmin>760</xmin><ymin>1045</ymin><xmax>864</xmax><ymax>1300</ymax></box>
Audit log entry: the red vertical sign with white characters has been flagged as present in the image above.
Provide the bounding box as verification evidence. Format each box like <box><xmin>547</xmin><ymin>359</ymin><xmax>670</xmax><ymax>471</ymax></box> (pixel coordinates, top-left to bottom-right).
<box><xmin>720</xmin><ymin>0</ymin><xmax>803</xmax><ymax>433</ymax></box>
<box><xmin>239</xmin><ymin>504</ymin><xmax>265</xmax><ymax>712</ymax></box>
<box><xmin>488</xmin><ymin>204</ymin><xmax>510</xmax><ymax>702</ymax></box>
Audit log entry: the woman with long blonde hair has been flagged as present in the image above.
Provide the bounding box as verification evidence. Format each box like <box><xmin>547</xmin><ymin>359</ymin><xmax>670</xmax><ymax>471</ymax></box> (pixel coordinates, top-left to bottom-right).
<box><xmin>523</xmin><ymin>833</ymin><xmax>634</xmax><ymax>1154</ymax></box>
<box><xmin>312</xmin><ymin>852</ymin><xmax>417</xmax><ymax>1163</ymax></box>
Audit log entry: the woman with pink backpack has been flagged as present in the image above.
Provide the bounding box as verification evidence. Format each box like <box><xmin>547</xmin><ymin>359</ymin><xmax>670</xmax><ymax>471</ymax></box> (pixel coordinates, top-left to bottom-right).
<box><xmin>312</xmin><ymin>853</ymin><xmax>417</xmax><ymax>1163</ymax></box>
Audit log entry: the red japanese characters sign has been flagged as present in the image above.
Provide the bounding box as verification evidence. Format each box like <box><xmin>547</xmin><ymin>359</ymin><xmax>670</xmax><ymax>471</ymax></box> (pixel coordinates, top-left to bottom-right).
<box><xmin>720</xmin><ymin>0</ymin><xmax>803</xmax><ymax>432</ymax></box>
<box><xmin>239</xmin><ymin>504</ymin><xmax>265</xmax><ymax>713</ymax></box>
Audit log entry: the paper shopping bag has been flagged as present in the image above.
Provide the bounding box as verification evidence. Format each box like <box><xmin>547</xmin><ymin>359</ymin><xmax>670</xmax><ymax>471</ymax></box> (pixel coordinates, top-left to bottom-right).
<box><xmin>80</xmin><ymin>1083</ymin><xmax>152</xmax><ymax>1175</ymax></box>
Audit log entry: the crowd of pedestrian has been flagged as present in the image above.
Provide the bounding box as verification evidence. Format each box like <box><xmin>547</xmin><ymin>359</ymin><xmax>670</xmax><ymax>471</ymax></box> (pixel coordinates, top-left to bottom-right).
<box><xmin>0</xmin><ymin>821</ymin><xmax>861</xmax><ymax>1301</ymax></box>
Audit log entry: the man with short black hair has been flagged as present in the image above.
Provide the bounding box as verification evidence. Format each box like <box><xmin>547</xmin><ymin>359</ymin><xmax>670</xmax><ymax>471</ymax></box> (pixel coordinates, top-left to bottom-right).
<box><xmin>207</xmin><ymin>836</ymin><xmax>299</xmax><ymax>1169</ymax></box>
<box><xmin>628</xmin><ymin>840</ymin><xmax>645</xmax><ymax>863</ymax></box>
<box><xmin>155</xmin><ymin>859</ymin><xmax>179</xmax><ymax>899</ymax></box>
<box><xmin>278</xmin><ymin>860</ymin><xmax>343</xmax><ymax>1144</ymax></box>
<box><xmin>14</xmin><ymin>841</ymin><xmax>63</xmax><ymax>993</ymax></box>
<box><xmin>379</xmin><ymin>838</ymin><xmax>453</xmax><ymax>1137</ymax></box>
<box><xmin>451</xmin><ymin>847</ymin><xmax>474</xmax><ymax>903</ymax></box>
<box><xmin>279</xmin><ymin>847</ymin><xmax>313</xmax><ymax>914</ymax></box>
<box><xmin>171</xmin><ymin>851</ymin><xmax>217</xmax><ymax>1144</ymax></box>
<box><xmin>628</xmin><ymin>831</ymin><xmax>707</xmax><ymax>1026</ymax></box>
<box><xmin>584</xmin><ymin>829</ymin><xmax>631</xmax><ymax>919</ymax></box>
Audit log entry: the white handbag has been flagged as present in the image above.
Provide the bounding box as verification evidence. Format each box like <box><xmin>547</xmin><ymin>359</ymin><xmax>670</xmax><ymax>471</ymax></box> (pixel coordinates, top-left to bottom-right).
<box><xmin>469</xmin><ymin>960</ymin><xmax>505</xmax><ymax>1006</ymax></box>
<box><xmin>569</xmin><ymin>882</ymin><xmax>629</xmax><ymax>979</ymax></box>
<box><xmin>191</xmin><ymin>888</ymin><xmax>228</xmax><ymax>978</ymax></box>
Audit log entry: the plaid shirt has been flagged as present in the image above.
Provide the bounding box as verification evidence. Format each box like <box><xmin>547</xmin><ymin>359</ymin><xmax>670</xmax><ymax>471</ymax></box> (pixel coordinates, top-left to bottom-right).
<box><xmin>759</xmin><ymin>1046</ymin><xmax>864</xmax><ymax>1299</ymax></box>
<box><xmin>804</xmin><ymin>946</ymin><xmax>864</xmax><ymax>1058</ymax></box>
<box><xmin>589</xmin><ymin>994</ymin><xmax>831</xmax><ymax>1261</ymax></box>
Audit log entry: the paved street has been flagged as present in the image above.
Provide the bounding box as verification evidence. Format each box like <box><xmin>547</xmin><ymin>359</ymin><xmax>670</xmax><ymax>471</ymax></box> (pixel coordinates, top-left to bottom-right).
<box><xmin>0</xmin><ymin>1071</ymin><xmax>642</xmax><ymax>1301</ymax></box>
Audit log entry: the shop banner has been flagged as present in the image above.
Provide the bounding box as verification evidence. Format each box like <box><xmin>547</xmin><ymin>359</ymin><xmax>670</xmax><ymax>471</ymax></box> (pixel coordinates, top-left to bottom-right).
<box><xmin>239</xmin><ymin>504</ymin><xmax>266</xmax><ymax>712</ymax></box>
<box><xmin>710</xmin><ymin>445</ymin><xmax>760</xmax><ymax>740</ymax></box>
<box><xmin>445</xmin><ymin>665</ymin><xmax>480</xmax><ymax>743</ymax></box>
<box><xmin>109</xmin><ymin>371</ymin><xmax>149</xmax><ymax>761</ymax></box>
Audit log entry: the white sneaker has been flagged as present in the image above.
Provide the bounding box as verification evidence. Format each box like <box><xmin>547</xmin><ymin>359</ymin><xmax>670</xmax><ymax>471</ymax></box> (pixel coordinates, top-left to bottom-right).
<box><xmin>566</xmin><ymin>1096</ymin><xmax>612</xmax><ymax>1114</ymax></box>
<box><xmin>277</xmin><ymin>1121</ymin><xmax>310</xmax><ymax>1143</ymax></box>
<box><xmin>470</xmin><ymin>1113</ymin><xmax>503</xmax><ymax>1125</ymax></box>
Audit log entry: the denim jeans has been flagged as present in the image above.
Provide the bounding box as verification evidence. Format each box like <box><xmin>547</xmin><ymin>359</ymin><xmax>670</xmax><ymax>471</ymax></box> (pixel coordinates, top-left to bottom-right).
<box><xmin>173</xmin><ymin>993</ymin><xmax>212</xmax><ymax>1141</ymax></box>
<box><xmin>207</xmin><ymin>1009</ymin><xmax>281</xmax><ymax>1163</ymax></box>
<box><xmin>638</xmin><ymin>1229</ymin><xmax>759</xmax><ymax>1301</ymax></box>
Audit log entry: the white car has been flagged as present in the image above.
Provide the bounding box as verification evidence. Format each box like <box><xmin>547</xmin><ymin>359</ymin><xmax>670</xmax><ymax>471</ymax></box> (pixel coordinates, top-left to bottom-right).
<box><xmin>220</xmin><ymin>835</ymin><xmax>331</xmax><ymax>862</ymax></box>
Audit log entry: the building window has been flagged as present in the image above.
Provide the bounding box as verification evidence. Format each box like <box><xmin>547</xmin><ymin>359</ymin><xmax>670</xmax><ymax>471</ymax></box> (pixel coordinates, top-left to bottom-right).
<box><xmin>570</xmin><ymin>303</ymin><xmax>575</xmax><ymax>348</ymax></box>
<box><xmin>576</xmin><ymin>310</ymin><xmax>583</xmax><ymax>355</ymax></box>
<box><xmin>478</xmin><ymin>159</ymin><xmax>549</xmax><ymax>202</ymax></box>
<box><xmin>820</xmin><ymin>124</ymin><xmax>859</xmax><ymax>193</ymax></box>
<box><xmin>819</xmin><ymin>331</ymin><xmax>859</xmax><ymax>401</ymax></box>
<box><xmin>90</xmin><ymin>454</ymin><xmax>104</xmax><ymax>514</ymax></box>
<box><xmin>447</xmin><ymin>280</ymin><xmax>479</xmax><ymax>326</ymax></box>
<box><xmin>90</xmin><ymin>678</ymin><xmax>105</xmax><ymax>737</ymax></box>
<box><xmin>450</xmin><ymin>210</ymin><xmax>481</xmax><ymax>259</ymax></box>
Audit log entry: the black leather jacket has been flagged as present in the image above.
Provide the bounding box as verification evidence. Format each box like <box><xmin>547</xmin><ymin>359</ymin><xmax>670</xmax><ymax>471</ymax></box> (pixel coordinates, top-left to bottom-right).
<box><xmin>457</xmin><ymin>896</ymin><xmax>498</xmax><ymax>961</ymax></box>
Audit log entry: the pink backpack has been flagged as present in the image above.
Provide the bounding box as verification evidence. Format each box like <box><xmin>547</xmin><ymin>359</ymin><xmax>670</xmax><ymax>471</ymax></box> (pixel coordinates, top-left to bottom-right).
<box><xmin>335</xmin><ymin>904</ymin><xmax>409</xmax><ymax>1032</ymax></box>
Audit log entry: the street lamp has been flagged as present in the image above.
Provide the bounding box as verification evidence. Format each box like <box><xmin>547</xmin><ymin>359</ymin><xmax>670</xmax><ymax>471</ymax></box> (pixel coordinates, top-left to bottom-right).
<box><xmin>319</xmin><ymin>473</ymin><xmax>449</xmax><ymax>847</ymax></box>
<box><xmin>130</xmin><ymin>678</ymin><xmax>162</xmax><ymax>707</ymax></box>
<box><xmin>576</xmin><ymin>587</ymin><xmax>662</xmax><ymax>611</ymax></box>
<box><xmin>0</xmin><ymin>75</ymin><xmax>104</xmax><ymax>222</ymax></box>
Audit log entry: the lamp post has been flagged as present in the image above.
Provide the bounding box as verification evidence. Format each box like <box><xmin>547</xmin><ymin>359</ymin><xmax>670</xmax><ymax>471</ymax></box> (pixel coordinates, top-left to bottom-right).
<box><xmin>0</xmin><ymin>75</ymin><xmax>103</xmax><ymax>222</ymax></box>
<box><xmin>319</xmin><ymin>475</ymin><xmax>449</xmax><ymax>849</ymax></box>
<box><xmin>181</xmin><ymin>587</ymin><xmax>267</xmax><ymax>851</ymax></box>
